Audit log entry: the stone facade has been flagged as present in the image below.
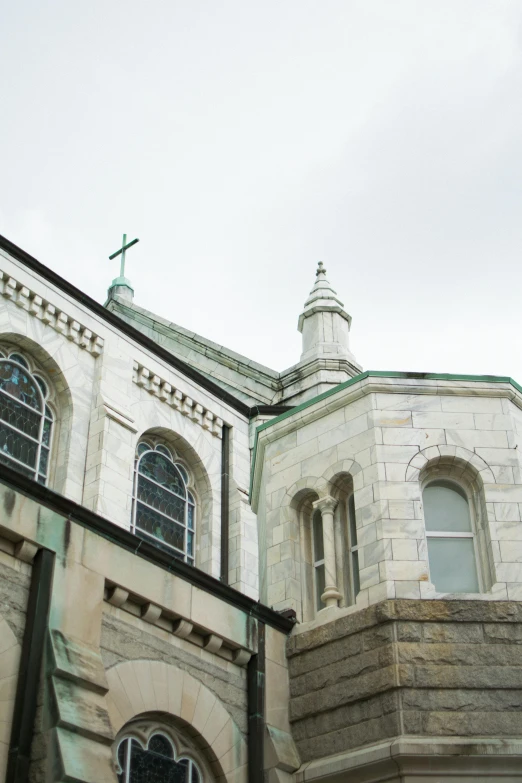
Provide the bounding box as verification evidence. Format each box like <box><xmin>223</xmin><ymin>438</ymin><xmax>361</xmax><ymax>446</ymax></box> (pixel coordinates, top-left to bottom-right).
<box><xmin>1</xmin><ymin>234</ymin><xmax>522</xmax><ymax>781</ymax></box>
<box><xmin>251</xmin><ymin>373</ymin><xmax>522</xmax><ymax>618</ymax></box>
<box><xmin>289</xmin><ymin>599</ymin><xmax>522</xmax><ymax>779</ymax></box>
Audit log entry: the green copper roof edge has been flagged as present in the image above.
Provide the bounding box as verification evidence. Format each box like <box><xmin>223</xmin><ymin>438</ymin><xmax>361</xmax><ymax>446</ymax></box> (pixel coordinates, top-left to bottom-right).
<box><xmin>248</xmin><ymin>370</ymin><xmax>522</xmax><ymax>502</ymax></box>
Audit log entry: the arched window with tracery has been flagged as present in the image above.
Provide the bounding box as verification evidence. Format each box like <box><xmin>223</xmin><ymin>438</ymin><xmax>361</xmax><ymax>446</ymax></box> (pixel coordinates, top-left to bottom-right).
<box><xmin>0</xmin><ymin>348</ymin><xmax>54</xmax><ymax>484</ymax></box>
<box><xmin>117</xmin><ymin>731</ymin><xmax>202</xmax><ymax>783</ymax></box>
<box><xmin>133</xmin><ymin>439</ymin><xmax>196</xmax><ymax>564</ymax></box>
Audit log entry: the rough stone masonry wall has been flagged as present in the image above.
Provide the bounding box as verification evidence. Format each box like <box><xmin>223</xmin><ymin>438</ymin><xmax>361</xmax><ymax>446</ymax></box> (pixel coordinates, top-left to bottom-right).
<box><xmin>287</xmin><ymin>599</ymin><xmax>522</xmax><ymax>763</ymax></box>
<box><xmin>0</xmin><ymin>553</ymin><xmax>30</xmax><ymax>780</ymax></box>
<box><xmin>100</xmin><ymin>610</ymin><xmax>248</xmax><ymax>736</ymax></box>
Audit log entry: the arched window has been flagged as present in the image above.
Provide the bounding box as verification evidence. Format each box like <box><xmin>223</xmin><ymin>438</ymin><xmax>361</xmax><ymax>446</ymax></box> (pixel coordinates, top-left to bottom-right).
<box><xmin>423</xmin><ymin>479</ymin><xmax>481</xmax><ymax>593</ymax></box>
<box><xmin>312</xmin><ymin>508</ymin><xmax>325</xmax><ymax>611</ymax></box>
<box><xmin>0</xmin><ymin>349</ymin><xmax>54</xmax><ymax>484</ymax></box>
<box><xmin>133</xmin><ymin>440</ymin><xmax>195</xmax><ymax>564</ymax></box>
<box><xmin>345</xmin><ymin>493</ymin><xmax>360</xmax><ymax>603</ymax></box>
<box><xmin>117</xmin><ymin>732</ymin><xmax>202</xmax><ymax>783</ymax></box>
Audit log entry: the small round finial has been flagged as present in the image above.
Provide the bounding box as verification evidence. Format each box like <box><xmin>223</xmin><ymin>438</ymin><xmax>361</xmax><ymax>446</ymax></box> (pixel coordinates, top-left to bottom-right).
<box><xmin>316</xmin><ymin>261</ymin><xmax>326</xmax><ymax>277</ymax></box>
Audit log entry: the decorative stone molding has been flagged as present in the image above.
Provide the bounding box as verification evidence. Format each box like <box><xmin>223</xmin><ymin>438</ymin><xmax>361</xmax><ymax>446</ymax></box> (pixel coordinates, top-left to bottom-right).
<box><xmin>406</xmin><ymin>444</ymin><xmax>497</xmax><ymax>484</ymax></box>
<box><xmin>14</xmin><ymin>539</ymin><xmax>38</xmax><ymax>563</ymax></box>
<box><xmin>106</xmin><ymin>660</ymin><xmax>248</xmax><ymax>781</ymax></box>
<box><xmin>133</xmin><ymin>361</ymin><xmax>223</xmax><ymax>438</ymax></box>
<box><xmin>104</xmin><ymin>581</ymin><xmax>252</xmax><ymax>666</ymax></box>
<box><xmin>102</xmin><ymin>401</ymin><xmax>138</xmax><ymax>432</ymax></box>
<box><xmin>0</xmin><ymin>270</ymin><xmax>104</xmax><ymax>356</ymax></box>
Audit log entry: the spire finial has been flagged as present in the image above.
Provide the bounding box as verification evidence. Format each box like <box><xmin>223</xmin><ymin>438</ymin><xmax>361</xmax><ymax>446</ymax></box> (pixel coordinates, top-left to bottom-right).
<box><xmin>316</xmin><ymin>261</ymin><xmax>326</xmax><ymax>277</ymax></box>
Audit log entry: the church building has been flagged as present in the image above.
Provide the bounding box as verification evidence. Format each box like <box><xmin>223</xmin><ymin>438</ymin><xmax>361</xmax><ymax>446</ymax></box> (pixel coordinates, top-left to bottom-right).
<box><xmin>0</xmin><ymin>231</ymin><xmax>522</xmax><ymax>783</ymax></box>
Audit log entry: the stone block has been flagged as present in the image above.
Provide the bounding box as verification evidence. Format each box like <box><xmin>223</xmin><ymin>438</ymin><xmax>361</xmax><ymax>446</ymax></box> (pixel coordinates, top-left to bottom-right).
<box><xmin>50</xmin><ymin>629</ymin><xmax>108</xmax><ymax>693</ymax></box>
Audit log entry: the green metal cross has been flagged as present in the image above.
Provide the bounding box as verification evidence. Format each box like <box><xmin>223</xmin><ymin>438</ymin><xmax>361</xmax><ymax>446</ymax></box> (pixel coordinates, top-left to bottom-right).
<box><xmin>109</xmin><ymin>234</ymin><xmax>139</xmax><ymax>277</ymax></box>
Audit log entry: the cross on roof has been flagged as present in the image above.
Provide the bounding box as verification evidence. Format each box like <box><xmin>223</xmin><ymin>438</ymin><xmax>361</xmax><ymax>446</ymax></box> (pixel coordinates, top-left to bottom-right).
<box><xmin>109</xmin><ymin>234</ymin><xmax>139</xmax><ymax>278</ymax></box>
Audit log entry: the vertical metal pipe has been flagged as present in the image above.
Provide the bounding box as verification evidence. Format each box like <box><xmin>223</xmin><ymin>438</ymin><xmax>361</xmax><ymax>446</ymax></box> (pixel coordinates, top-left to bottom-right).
<box><xmin>247</xmin><ymin>620</ymin><xmax>265</xmax><ymax>783</ymax></box>
<box><xmin>220</xmin><ymin>424</ymin><xmax>230</xmax><ymax>584</ymax></box>
<box><xmin>6</xmin><ymin>548</ymin><xmax>55</xmax><ymax>783</ymax></box>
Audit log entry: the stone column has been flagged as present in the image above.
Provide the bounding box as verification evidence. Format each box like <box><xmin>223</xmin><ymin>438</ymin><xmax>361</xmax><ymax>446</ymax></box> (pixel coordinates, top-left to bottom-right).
<box><xmin>313</xmin><ymin>496</ymin><xmax>341</xmax><ymax>608</ymax></box>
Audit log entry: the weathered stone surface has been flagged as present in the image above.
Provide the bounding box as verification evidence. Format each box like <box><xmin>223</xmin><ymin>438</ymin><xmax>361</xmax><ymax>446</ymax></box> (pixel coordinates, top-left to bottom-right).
<box><xmin>0</xmin><ymin>559</ymin><xmax>30</xmax><ymax>642</ymax></box>
<box><xmin>289</xmin><ymin>645</ymin><xmax>394</xmax><ymax>698</ymax></box>
<box><xmin>50</xmin><ymin>629</ymin><xmax>108</xmax><ymax>693</ymax></box>
<box><xmin>101</xmin><ymin>612</ymin><xmax>248</xmax><ymax>734</ymax></box>
<box><xmin>288</xmin><ymin>599</ymin><xmax>522</xmax><ymax>763</ymax></box>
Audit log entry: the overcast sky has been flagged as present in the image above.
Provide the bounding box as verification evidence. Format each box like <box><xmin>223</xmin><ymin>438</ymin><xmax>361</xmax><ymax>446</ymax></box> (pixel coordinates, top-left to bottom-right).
<box><xmin>1</xmin><ymin>1</ymin><xmax>521</xmax><ymax>380</ymax></box>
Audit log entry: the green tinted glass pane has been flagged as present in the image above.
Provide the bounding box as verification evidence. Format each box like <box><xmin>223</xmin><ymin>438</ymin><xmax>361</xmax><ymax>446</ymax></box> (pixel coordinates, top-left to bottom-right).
<box><xmin>312</xmin><ymin>510</ymin><xmax>324</xmax><ymax>562</ymax></box>
<box><xmin>0</xmin><ymin>362</ymin><xmax>42</xmax><ymax>409</ymax></box>
<box><xmin>427</xmin><ymin>537</ymin><xmax>479</xmax><ymax>593</ymax></box>
<box><xmin>0</xmin><ymin>426</ymin><xmax>38</xmax><ymax>468</ymax></box>
<box><xmin>352</xmin><ymin>550</ymin><xmax>360</xmax><ymax>597</ymax></box>
<box><xmin>138</xmin><ymin>476</ymin><xmax>185</xmax><ymax>523</ymax></box>
<box><xmin>0</xmin><ymin>390</ymin><xmax>41</xmax><ymax>438</ymax></box>
<box><xmin>423</xmin><ymin>484</ymin><xmax>471</xmax><ymax>532</ymax></box>
<box><xmin>139</xmin><ymin>452</ymin><xmax>186</xmax><ymax>497</ymax></box>
<box><xmin>315</xmin><ymin>563</ymin><xmax>325</xmax><ymax>611</ymax></box>
<box><xmin>348</xmin><ymin>494</ymin><xmax>357</xmax><ymax>545</ymax></box>
<box><xmin>135</xmin><ymin>502</ymin><xmax>185</xmax><ymax>552</ymax></box>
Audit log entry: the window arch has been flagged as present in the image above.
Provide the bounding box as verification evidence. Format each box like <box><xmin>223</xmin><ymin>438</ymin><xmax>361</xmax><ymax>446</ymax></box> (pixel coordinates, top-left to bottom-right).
<box><xmin>116</xmin><ymin>730</ymin><xmax>203</xmax><ymax>783</ymax></box>
<box><xmin>423</xmin><ymin>479</ymin><xmax>481</xmax><ymax>593</ymax></box>
<box><xmin>0</xmin><ymin>348</ymin><xmax>54</xmax><ymax>484</ymax></box>
<box><xmin>132</xmin><ymin>439</ymin><xmax>196</xmax><ymax>563</ymax></box>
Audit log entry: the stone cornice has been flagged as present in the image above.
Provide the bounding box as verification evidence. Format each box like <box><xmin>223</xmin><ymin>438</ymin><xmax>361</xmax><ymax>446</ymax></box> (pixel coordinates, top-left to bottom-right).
<box><xmin>249</xmin><ymin>370</ymin><xmax>522</xmax><ymax>511</ymax></box>
<box><xmin>0</xmin><ymin>268</ymin><xmax>104</xmax><ymax>356</ymax></box>
<box><xmin>133</xmin><ymin>361</ymin><xmax>224</xmax><ymax>438</ymax></box>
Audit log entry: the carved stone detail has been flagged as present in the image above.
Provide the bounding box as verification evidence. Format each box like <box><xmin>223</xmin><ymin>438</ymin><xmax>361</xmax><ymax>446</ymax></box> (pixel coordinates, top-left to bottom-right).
<box><xmin>0</xmin><ymin>269</ymin><xmax>104</xmax><ymax>356</ymax></box>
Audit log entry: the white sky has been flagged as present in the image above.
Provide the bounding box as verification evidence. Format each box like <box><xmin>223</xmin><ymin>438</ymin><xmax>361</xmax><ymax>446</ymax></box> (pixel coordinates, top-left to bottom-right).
<box><xmin>1</xmin><ymin>1</ymin><xmax>521</xmax><ymax>379</ymax></box>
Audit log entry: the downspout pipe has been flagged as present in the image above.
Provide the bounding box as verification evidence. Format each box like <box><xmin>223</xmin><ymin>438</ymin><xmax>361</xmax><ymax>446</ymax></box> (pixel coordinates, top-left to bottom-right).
<box><xmin>220</xmin><ymin>424</ymin><xmax>230</xmax><ymax>584</ymax></box>
<box><xmin>6</xmin><ymin>547</ymin><xmax>55</xmax><ymax>783</ymax></box>
<box><xmin>247</xmin><ymin>620</ymin><xmax>266</xmax><ymax>783</ymax></box>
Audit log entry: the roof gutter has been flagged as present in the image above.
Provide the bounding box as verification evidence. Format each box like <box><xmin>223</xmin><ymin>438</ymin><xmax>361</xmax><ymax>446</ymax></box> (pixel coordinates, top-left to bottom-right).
<box><xmin>0</xmin><ymin>463</ymin><xmax>294</xmax><ymax>634</ymax></box>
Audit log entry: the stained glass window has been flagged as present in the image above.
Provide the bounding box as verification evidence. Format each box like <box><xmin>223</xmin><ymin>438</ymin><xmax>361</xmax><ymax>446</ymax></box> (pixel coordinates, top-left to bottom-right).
<box><xmin>133</xmin><ymin>442</ymin><xmax>195</xmax><ymax>564</ymax></box>
<box><xmin>117</xmin><ymin>734</ymin><xmax>202</xmax><ymax>783</ymax></box>
<box><xmin>0</xmin><ymin>352</ymin><xmax>54</xmax><ymax>484</ymax></box>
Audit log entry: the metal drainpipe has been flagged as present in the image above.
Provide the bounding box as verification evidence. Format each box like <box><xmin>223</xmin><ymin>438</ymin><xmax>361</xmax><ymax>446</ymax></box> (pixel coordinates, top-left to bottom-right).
<box><xmin>220</xmin><ymin>424</ymin><xmax>230</xmax><ymax>584</ymax></box>
<box><xmin>247</xmin><ymin>620</ymin><xmax>266</xmax><ymax>783</ymax></box>
<box><xmin>6</xmin><ymin>547</ymin><xmax>55</xmax><ymax>783</ymax></box>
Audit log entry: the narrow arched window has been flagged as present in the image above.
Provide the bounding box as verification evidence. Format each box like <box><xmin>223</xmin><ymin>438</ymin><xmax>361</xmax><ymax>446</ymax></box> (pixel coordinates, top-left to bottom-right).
<box><xmin>312</xmin><ymin>508</ymin><xmax>325</xmax><ymax>611</ymax></box>
<box><xmin>346</xmin><ymin>493</ymin><xmax>360</xmax><ymax>602</ymax></box>
<box><xmin>117</xmin><ymin>733</ymin><xmax>202</xmax><ymax>783</ymax></box>
<box><xmin>423</xmin><ymin>480</ymin><xmax>480</xmax><ymax>593</ymax></box>
<box><xmin>133</xmin><ymin>441</ymin><xmax>195</xmax><ymax>563</ymax></box>
<box><xmin>0</xmin><ymin>350</ymin><xmax>54</xmax><ymax>484</ymax></box>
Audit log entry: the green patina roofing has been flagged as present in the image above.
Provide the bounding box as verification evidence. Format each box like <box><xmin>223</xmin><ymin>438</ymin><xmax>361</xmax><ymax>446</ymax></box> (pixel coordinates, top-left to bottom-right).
<box><xmin>249</xmin><ymin>370</ymin><xmax>522</xmax><ymax>501</ymax></box>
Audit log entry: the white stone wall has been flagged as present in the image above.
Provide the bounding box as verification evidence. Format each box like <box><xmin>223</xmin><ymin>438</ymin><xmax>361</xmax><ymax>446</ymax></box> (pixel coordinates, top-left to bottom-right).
<box><xmin>252</xmin><ymin>375</ymin><xmax>522</xmax><ymax>620</ymax></box>
<box><xmin>0</xmin><ymin>249</ymin><xmax>258</xmax><ymax>598</ymax></box>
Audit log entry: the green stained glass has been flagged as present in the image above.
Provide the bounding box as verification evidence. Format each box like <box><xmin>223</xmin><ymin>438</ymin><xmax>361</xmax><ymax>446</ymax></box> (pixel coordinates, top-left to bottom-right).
<box><xmin>139</xmin><ymin>452</ymin><xmax>186</xmax><ymax>497</ymax></box>
<box><xmin>35</xmin><ymin>376</ymin><xmax>48</xmax><ymax>398</ymax></box>
<box><xmin>138</xmin><ymin>476</ymin><xmax>185</xmax><ymax>522</ymax></box>
<box><xmin>0</xmin><ymin>391</ymin><xmax>41</xmax><ymax>438</ymax></box>
<box><xmin>0</xmin><ymin>358</ymin><xmax>53</xmax><ymax>484</ymax></box>
<box><xmin>39</xmin><ymin>446</ymin><xmax>49</xmax><ymax>476</ymax></box>
<box><xmin>0</xmin><ymin>427</ymin><xmax>38</xmax><ymax>468</ymax></box>
<box><xmin>0</xmin><ymin>361</ymin><xmax>42</xmax><ymax>409</ymax></box>
<box><xmin>117</xmin><ymin>736</ymin><xmax>200</xmax><ymax>783</ymax></box>
<box><xmin>135</xmin><ymin>503</ymin><xmax>185</xmax><ymax>552</ymax></box>
<box><xmin>9</xmin><ymin>353</ymin><xmax>29</xmax><ymax>369</ymax></box>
